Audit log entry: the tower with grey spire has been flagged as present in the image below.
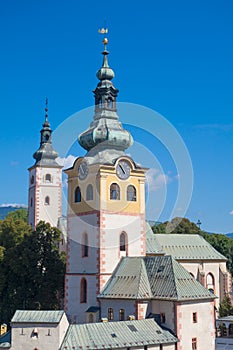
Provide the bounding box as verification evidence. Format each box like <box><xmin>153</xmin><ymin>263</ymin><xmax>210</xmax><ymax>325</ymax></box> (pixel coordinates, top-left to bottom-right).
<box><xmin>65</xmin><ymin>35</ymin><xmax>147</xmax><ymax>324</ymax></box>
<box><xmin>28</xmin><ymin>100</ymin><xmax>62</xmax><ymax>229</ymax></box>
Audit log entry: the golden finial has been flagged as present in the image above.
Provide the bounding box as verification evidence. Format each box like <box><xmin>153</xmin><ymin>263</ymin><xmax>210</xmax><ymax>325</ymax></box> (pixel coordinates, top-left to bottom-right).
<box><xmin>103</xmin><ymin>37</ymin><xmax>108</xmax><ymax>45</ymax></box>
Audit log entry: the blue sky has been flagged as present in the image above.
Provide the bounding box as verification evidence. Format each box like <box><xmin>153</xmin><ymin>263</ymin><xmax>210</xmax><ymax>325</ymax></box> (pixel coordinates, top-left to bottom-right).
<box><xmin>0</xmin><ymin>0</ymin><xmax>233</xmax><ymax>233</ymax></box>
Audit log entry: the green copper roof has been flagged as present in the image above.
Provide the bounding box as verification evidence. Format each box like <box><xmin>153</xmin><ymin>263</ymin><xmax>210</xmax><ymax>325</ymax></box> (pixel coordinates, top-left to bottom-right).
<box><xmin>78</xmin><ymin>38</ymin><xmax>133</xmax><ymax>165</ymax></box>
<box><xmin>33</xmin><ymin>101</ymin><xmax>61</xmax><ymax>167</ymax></box>
<box><xmin>99</xmin><ymin>256</ymin><xmax>215</xmax><ymax>302</ymax></box>
<box><xmin>11</xmin><ymin>310</ymin><xmax>64</xmax><ymax>324</ymax></box>
<box><xmin>146</xmin><ymin>233</ymin><xmax>227</xmax><ymax>261</ymax></box>
<box><xmin>99</xmin><ymin>257</ymin><xmax>152</xmax><ymax>299</ymax></box>
<box><xmin>60</xmin><ymin>319</ymin><xmax>177</xmax><ymax>350</ymax></box>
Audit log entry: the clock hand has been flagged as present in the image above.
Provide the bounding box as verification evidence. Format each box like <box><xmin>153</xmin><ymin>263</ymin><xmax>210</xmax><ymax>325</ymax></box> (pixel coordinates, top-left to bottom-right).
<box><xmin>119</xmin><ymin>164</ymin><xmax>125</xmax><ymax>174</ymax></box>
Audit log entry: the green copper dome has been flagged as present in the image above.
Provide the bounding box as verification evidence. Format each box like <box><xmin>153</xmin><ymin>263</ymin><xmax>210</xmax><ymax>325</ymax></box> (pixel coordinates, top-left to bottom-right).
<box><xmin>33</xmin><ymin>101</ymin><xmax>60</xmax><ymax>167</ymax></box>
<box><xmin>78</xmin><ymin>37</ymin><xmax>133</xmax><ymax>164</ymax></box>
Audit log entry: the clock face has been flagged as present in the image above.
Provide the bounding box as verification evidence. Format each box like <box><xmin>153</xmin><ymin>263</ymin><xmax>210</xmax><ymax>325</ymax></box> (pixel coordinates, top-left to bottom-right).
<box><xmin>116</xmin><ymin>160</ymin><xmax>131</xmax><ymax>180</ymax></box>
<box><xmin>78</xmin><ymin>161</ymin><xmax>89</xmax><ymax>180</ymax></box>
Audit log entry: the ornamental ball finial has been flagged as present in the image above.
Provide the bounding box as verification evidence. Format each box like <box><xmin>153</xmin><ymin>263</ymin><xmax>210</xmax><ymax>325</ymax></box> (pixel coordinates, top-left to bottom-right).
<box><xmin>103</xmin><ymin>37</ymin><xmax>108</xmax><ymax>45</ymax></box>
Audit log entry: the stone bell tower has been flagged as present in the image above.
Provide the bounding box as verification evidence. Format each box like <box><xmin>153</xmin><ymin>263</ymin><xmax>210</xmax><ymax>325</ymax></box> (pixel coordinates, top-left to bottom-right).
<box><xmin>28</xmin><ymin>100</ymin><xmax>62</xmax><ymax>229</ymax></box>
<box><xmin>65</xmin><ymin>36</ymin><xmax>147</xmax><ymax>323</ymax></box>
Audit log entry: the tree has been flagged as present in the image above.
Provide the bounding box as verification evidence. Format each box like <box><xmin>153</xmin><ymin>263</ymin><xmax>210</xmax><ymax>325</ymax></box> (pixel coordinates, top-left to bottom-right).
<box><xmin>219</xmin><ymin>296</ymin><xmax>233</xmax><ymax>317</ymax></box>
<box><xmin>152</xmin><ymin>217</ymin><xmax>200</xmax><ymax>234</ymax></box>
<box><xmin>6</xmin><ymin>209</ymin><xmax>28</xmax><ymax>223</ymax></box>
<box><xmin>0</xmin><ymin>220</ymin><xmax>65</xmax><ymax>324</ymax></box>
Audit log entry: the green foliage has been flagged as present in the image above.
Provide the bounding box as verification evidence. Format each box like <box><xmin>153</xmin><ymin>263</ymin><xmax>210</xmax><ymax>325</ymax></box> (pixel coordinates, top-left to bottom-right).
<box><xmin>152</xmin><ymin>217</ymin><xmax>200</xmax><ymax>234</ymax></box>
<box><xmin>6</xmin><ymin>209</ymin><xmax>28</xmax><ymax>223</ymax></box>
<box><xmin>0</xmin><ymin>219</ymin><xmax>65</xmax><ymax>325</ymax></box>
<box><xmin>219</xmin><ymin>296</ymin><xmax>233</xmax><ymax>317</ymax></box>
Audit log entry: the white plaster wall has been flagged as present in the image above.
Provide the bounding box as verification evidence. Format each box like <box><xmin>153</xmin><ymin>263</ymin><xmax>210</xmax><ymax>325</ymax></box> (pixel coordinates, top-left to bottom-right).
<box><xmin>151</xmin><ymin>300</ymin><xmax>175</xmax><ymax>332</ymax></box>
<box><xmin>100</xmin><ymin>299</ymin><xmax>136</xmax><ymax>321</ymax></box>
<box><xmin>58</xmin><ymin>313</ymin><xmax>70</xmax><ymax>347</ymax></box>
<box><xmin>177</xmin><ymin>300</ymin><xmax>215</xmax><ymax>350</ymax></box>
<box><xmin>28</xmin><ymin>166</ymin><xmax>62</xmax><ymax>228</ymax></box>
<box><xmin>65</xmin><ymin>275</ymin><xmax>98</xmax><ymax>324</ymax></box>
<box><xmin>68</xmin><ymin>214</ymin><xmax>99</xmax><ymax>273</ymax></box>
<box><xmin>10</xmin><ymin>316</ymin><xmax>68</xmax><ymax>350</ymax></box>
<box><xmin>101</xmin><ymin>213</ymin><xmax>145</xmax><ymax>274</ymax></box>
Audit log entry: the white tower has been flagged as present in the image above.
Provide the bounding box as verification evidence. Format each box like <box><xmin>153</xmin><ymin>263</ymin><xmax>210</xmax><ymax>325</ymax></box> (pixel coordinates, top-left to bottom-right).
<box><xmin>64</xmin><ymin>37</ymin><xmax>147</xmax><ymax>323</ymax></box>
<box><xmin>28</xmin><ymin>101</ymin><xmax>62</xmax><ymax>229</ymax></box>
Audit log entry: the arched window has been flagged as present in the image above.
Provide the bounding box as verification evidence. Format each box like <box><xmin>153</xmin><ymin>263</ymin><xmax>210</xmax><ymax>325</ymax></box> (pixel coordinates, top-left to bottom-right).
<box><xmin>45</xmin><ymin>173</ymin><xmax>52</xmax><ymax>183</ymax></box>
<box><xmin>30</xmin><ymin>175</ymin><xmax>34</xmax><ymax>184</ymax></box>
<box><xmin>110</xmin><ymin>183</ymin><xmax>120</xmax><ymax>200</ymax></box>
<box><xmin>82</xmin><ymin>233</ymin><xmax>89</xmax><ymax>257</ymax></box>
<box><xmin>80</xmin><ymin>278</ymin><xmax>87</xmax><ymax>303</ymax></box>
<box><xmin>127</xmin><ymin>185</ymin><xmax>137</xmax><ymax>201</ymax></box>
<box><xmin>75</xmin><ymin>186</ymin><xmax>81</xmax><ymax>203</ymax></box>
<box><xmin>206</xmin><ymin>273</ymin><xmax>215</xmax><ymax>292</ymax></box>
<box><xmin>120</xmin><ymin>232</ymin><xmax>127</xmax><ymax>252</ymax></box>
<box><xmin>86</xmin><ymin>184</ymin><xmax>93</xmax><ymax>201</ymax></box>
<box><xmin>108</xmin><ymin>308</ymin><xmax>114</xmax><ymax>321</ymax></box>
<box><xmin>45</xmin><ymin>196</ymin><xmax>50</xmax><ymax>205</ymax></box>
<box><xmin>119</xmin><ymin>309</ymin><xmax>125</xmax><ymax>321</ymax></box>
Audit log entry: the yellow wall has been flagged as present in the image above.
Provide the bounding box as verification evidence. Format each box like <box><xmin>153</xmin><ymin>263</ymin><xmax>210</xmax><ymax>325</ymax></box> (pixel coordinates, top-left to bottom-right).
<box><xmin>65</xmin><ymin>157</ymin><xmax>146</xmax><ymax>215</ymax></box>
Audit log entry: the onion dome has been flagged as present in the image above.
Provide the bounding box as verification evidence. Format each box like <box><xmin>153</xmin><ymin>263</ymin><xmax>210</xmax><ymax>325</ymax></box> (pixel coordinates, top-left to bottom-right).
<box><xmin>78</xmin><ymin>36</ymin><xmax>133</xmax><ymax>164</ymax></box>
<box><xmin>33</xmin><ymin>99</ymin><xmax>60</xmax><ymax>166</ymax></box>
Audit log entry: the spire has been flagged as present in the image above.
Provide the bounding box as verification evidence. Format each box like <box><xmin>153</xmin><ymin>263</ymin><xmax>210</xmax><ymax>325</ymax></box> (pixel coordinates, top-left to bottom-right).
<box><xmin>78</xmin><ymin>31</ymin><xmax>133</xmax><ymax>164</ymax></box>
<box><xmin>44</xmin><ymin>97</ymin><xmax>50</xmax><ymax>126</ymax></box>
<box><xmin>33</xmin><ymin>99</ymin><xmax>60</xmax><ymax>166</ymax></box>
<box><xmin>96</xmin><ymin>37</ymin><xmax>115</xmax><ymax>81</ymax></box>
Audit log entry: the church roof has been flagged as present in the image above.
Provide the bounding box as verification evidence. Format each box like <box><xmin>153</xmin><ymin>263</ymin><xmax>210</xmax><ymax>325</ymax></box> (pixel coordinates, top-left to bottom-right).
<box><xmin>99</xmin><ymin>257</ymin><xmax>152</xmax><ymax>299</ymax></box>
<box><xmin>146</xmin><ymin>232</ymin><xmax>227</xmax><ymax>261</ymax></box>
<box><xmin>11</xmin><ymin>310</ymin><xmax>65</xmax><ymax>324</ymax></box>
<box><xmin>99</xmin><ymin>256</ymin><xmax>215</xmax><ymax>301</ymax></box>
<box><xmin>60</xmin><ymin>319</ymin><xmax>177</xmax><ymax>350</ymax></box>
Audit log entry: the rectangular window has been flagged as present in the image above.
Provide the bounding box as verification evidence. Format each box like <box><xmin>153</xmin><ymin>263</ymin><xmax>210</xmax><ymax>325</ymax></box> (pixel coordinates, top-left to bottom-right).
<box><xmin>192</xmin><ymin>338</ymin><xmax>197</xmax><ymax>350</ymax></box>
<box><xmin>108</xmin><ymin>307</ymin><xmax>114</xmax><ymax>321</ymax></box>
<box><xmin>160</xmin><ymin>313</ymin><xmax>166</xmax><ymax>323</ymax></box>
<box><xmin>193</xmin><ymin>312</ymin><xmax>197</xmax><ymax>323</ymax></box>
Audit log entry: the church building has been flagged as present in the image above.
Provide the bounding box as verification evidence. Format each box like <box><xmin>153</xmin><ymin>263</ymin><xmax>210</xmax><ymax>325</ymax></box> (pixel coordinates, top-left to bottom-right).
<box><xmin>7</xmin><ymin>34</ymin><xmax>228</xmax><ymax>350</ymax></box>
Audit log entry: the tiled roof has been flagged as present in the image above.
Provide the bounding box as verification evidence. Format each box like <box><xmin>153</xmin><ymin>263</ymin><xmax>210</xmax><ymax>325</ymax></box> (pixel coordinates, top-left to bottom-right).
<box><xmin>144</xmin><ymin>256</ymin><xmax>215</xmax><ymax>301</ymax></box>
<box><xmin>99</xmin><ymin>256</ymin><xmax>215</xmax><ymax>301</ymax></box>
<box><xmin>146</xmin><ymin>233</ymin><xmax>227</xmax><ymax>261</ymax></box>
<box><xmin>60</xmin><ymin>319</ymin><xmax>177</xmax><ymax>350</ymax></box>
<box><xmin>11</xmin><ymin>310</ymin><xmax>64</xmax><ymax>324</ymax></box>
<box><xmin>99</xmin><ymin>257</ymin><xmax>152</xmax><ymax>299</ymax></box>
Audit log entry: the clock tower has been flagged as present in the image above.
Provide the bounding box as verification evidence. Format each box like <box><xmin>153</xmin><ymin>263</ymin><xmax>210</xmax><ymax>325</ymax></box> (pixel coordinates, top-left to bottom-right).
<box><xmin>28</xmin><ymin>101</ymin><xmax>62</xmax><ymax>229</ymax></box>
<box><xmin>65</xmin><ymin>37</ymin><xmax>147</xmax><ymax>323</ymax></box>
